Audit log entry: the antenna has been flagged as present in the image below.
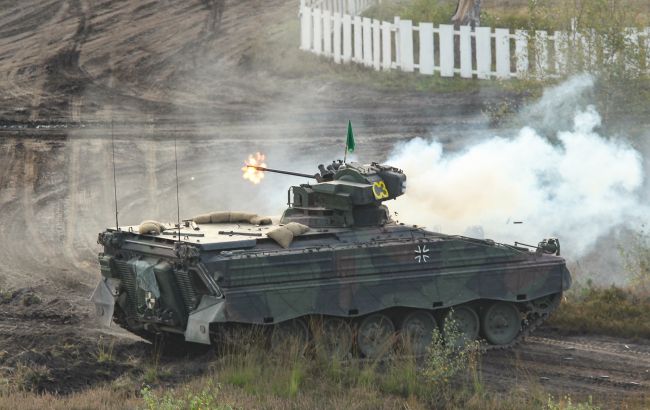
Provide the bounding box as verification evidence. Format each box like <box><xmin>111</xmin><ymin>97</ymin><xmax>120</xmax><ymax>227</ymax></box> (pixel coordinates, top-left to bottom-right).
<box><xmin>111</xmin><ymin>117</ymin><xmax>120</xmax><ymax>230</ymax></box>
<box><xmin>174</xmin><ymin>137</ymin><xmax>181</xmax><ymax>242</ymax></box>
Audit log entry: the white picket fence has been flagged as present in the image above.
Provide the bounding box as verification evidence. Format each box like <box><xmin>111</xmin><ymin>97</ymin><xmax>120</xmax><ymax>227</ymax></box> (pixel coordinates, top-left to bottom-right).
<box><xmin>300</xmin><ymin>5</ymin><xmax>650</xmax><ymax>80</ymax></box>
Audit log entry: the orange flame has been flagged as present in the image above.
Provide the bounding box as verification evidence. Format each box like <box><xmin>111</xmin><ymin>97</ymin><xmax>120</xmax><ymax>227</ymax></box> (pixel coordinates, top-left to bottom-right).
<box><xmin>242</xmin><ymin>152</ymin><xmax>267</xmax><ymax>184</ymax></box>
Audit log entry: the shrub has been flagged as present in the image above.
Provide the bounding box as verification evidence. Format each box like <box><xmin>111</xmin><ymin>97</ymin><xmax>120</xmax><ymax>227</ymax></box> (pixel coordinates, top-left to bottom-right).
<box><xmin>422</xmin><ymin>315</ymin><xmax>481</xmax><ymax>395</ymax></box>
<box><xmin>141</xmin><ymin>382</ymin><xmax>233</xmax><ymax>410</ymax></box>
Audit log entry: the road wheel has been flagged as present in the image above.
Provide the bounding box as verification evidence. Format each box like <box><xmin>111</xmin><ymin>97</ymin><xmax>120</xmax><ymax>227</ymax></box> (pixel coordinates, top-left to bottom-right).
<box><xmin>481</xmin><ymin>302</ymin><xmax>521</xmax><ymax>345</ymax></box>
<box><xmin>357</xmin><ymin>313</ymin><xmax>395</xmax><ymax>359</ymax></box>
<box><xmin>312</xmin><ymin>317</ymin><xmax>353</xmax><ymax>360</ymax></box>
<box><xmin>270</xmin><ymin>318</ymin><xmax>309</xmax><ymax>354</ymax></box>
<box><xmin>445</xmin><ymin>306</ymin><xmax>480</xmax><ymax>347</ymax></box>
<box><xmin>400</xmin><ymin>310</ymin><xmax>436</xmax><ymax>356</ymax></box>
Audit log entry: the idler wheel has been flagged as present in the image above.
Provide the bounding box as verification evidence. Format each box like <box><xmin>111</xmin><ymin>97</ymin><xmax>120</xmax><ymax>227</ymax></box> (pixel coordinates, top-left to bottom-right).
<box><xmin>312</xmin><ymin>317</ymin><xmax>353</xmax><ymax>360</ymax></box>
<box><xmin>357</xmin><ymin>314</ymin><xmax>395</xmax><ymax>359</ymax></box>
<box><xmin>445</xmin><ymin>306</ymin><xmax>480</xmax><ymax>347</ymax></box>
<box><xmin>400</xmin><ymin>310</ymin><xmax>437</xmax><ymax>356</ymax></box>
<box><xmin>481</xmin><ymin>302</ymin><xmax>521</xmax><ymax>345</ymax></box>
<box><xmin>529</xmin><ymin>293</ymin><xmax>562</xmax><ymax>316</ymax></box>
<box><xmin>270</xmin><ymin>319</ymin><xmax>309</xmax><ymax>353</ymax></box>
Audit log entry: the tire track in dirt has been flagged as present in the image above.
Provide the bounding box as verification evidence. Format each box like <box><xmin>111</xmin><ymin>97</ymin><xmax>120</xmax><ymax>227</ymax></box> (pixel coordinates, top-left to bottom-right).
<box><xmin>481</xmin><ymin>332</ymin><xmax>650</xmax><ymax>400</ymax></box>
<box><xmin>28</xmin><ymin>1</ymin><xmax>69</xmax><ymax>122</ymax></box>
<box><xmin>528</xmin><ymin>336</ymin><xmax>650</xmax><ymax>360</ymax></box>
<box><xmin>1</xmin><ymin>1</ymin><xmax>65</xmax><ymax>109</ymax></box>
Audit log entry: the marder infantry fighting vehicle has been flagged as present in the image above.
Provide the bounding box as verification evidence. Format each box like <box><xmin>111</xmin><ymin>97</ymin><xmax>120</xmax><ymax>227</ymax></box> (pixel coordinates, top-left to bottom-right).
<box><xmin>92</xmin><ymin>160</ymin><xmax>571</xmax><ymax>357</ymax></box>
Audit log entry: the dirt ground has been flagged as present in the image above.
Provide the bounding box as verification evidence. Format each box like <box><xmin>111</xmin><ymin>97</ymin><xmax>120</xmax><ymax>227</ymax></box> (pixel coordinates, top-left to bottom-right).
<box><xmin>0</xmin><ymin>0</ymin><xmax>649</xmax><ymax>406</ymax></box>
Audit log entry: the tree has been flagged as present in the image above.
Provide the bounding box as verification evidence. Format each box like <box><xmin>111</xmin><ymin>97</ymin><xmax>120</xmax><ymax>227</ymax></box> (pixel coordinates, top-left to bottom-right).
<box><xmin>452</xmin><ymin>0</ymin><xmax>481</xmax><ymax>28</ymax></box>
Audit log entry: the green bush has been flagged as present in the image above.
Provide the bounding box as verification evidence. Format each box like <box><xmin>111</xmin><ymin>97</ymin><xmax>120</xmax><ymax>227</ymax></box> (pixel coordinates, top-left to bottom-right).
<box><xmin>141</xmin><ymin>382</ymin><xmax>233</xmax><ymax>410</ymax></box>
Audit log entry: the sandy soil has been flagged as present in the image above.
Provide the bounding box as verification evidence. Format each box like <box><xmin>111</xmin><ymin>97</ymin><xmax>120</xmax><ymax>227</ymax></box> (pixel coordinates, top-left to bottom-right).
<box><xmin>0</xmin><ymin>0</ymin><xmax>648</xmax><ymax>405</ymax></box>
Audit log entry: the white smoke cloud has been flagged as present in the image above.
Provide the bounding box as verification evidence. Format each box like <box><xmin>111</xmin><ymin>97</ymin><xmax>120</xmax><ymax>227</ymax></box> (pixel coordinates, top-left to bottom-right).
<box><xmin>387</xmin><ymin>98</ymin><xmax>645</xmax><ymax>258</ymax></box>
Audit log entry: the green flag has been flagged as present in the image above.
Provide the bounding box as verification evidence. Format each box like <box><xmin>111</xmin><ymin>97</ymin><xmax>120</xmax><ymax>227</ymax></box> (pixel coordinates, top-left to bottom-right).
<box><xmin>346</xmin><ymin>120</ymin><xmax>355</xmax><ymax>153</ymax></box>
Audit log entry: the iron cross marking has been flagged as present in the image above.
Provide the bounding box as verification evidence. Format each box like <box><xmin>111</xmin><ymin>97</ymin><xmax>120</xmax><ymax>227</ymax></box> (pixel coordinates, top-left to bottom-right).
<box><xmin>414</xmin><ymin>245</ymin><xmax>430</xmax><ymax>263</ymax></box>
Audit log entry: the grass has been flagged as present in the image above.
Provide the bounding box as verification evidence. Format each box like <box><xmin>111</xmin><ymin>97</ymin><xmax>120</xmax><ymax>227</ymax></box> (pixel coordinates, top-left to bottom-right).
<box><xmin>547</xmin><ymin>230</ymin><xmax>650</xmax><ymax>339</ymax></box>
<box><xmin>95</xmin><ymin>336</ymin><xmax>115</xmax><ymax>364</ymax></box>
<box><xmin>10</xmin><ymin>364</ymin><xmax>53</xmax><ymax>393</ymax></box>
<box><xmin>548</xmin><ymin>284</ymin><xmax>650</xmax><ymax>340</ymax></box>
<box><xmin>1</xmin><ymin>301</ymin><xmax>648</xmax><ymax>409</ymax></box>
<box><xmin>363</xmin><ymin>0</ymin><xmax>650</xmax><ymax>31</ymax></box>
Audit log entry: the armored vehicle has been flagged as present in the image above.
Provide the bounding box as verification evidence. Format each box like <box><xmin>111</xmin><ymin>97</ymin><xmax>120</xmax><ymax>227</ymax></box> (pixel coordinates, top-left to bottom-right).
<box><xmin>92</xmin><ymin>160</ymin><xmax>571</xmax><ymax>357</ymax></box>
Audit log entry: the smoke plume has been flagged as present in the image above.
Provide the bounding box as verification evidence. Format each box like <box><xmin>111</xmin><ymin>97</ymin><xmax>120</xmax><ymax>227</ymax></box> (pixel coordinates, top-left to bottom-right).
<box><xmin>387</xmin><ymin>76</ymin><xmax>646</xmax><ymax>259</ymax></box>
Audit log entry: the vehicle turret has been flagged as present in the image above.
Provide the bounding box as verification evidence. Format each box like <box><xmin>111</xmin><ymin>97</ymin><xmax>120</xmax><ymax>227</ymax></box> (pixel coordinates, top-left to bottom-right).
<box><xmin>249</xmin><ymin>161</ymin><xmax>406</xmax><ymax>228</ymax></box>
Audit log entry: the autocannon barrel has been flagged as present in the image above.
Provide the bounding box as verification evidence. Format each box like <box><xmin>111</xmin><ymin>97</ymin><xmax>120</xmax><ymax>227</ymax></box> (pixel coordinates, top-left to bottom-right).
<box><xmin>246</xmin><ymin>165</ymin><xmax>317</xmax><ymax>179</ymax></box>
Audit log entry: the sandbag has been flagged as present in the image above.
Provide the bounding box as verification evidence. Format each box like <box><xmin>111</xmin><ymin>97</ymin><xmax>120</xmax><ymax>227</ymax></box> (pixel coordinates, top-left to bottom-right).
<box><xmin>209</xmin><ymin>211</ymin><xmax>231</xmax><ymax>223</ymax></box>
<box><xmin>193</xmin><ymin>214</ymin><xmax>212</xmax><ymax>224</ymax></box>
<box><xmin>267</xmin><ymin>226</ymin><xmax>293</xmax><ymax>248</ymax></box>
<box><xmin>230</xmin><ymin>211</ymin><xmax>253</xmax><ymax>222</ymax></box>
<box><xmin>139</xmin><ymin>220</ymin><xmax>166</xmax><ymax>235</ymax></box>
<box><xmin>193</xmin><ymin>211</ymin><xmax>273</xmax><ymax>225</ymax></box>
<box><xmin>267</xmin><ymin>222</ymin><xmax>310</xmax><ymax>248</ymax></box>
<box><xmin>285</xmin><ymin>222</ymin><xmax>310</xmax><ymax>236</ymax></box>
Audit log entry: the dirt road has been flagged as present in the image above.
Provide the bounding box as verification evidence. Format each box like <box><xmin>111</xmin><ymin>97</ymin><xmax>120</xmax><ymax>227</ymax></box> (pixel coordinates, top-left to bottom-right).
<box><xmin>0</xmin><ymin>0</ymin><xmax>648</xmax><ymax>405</ymax></box>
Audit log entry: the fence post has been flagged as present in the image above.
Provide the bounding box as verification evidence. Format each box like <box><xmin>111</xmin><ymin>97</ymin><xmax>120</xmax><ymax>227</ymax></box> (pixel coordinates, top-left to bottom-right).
<box><xmin>399</xmin><ymin>20</ymin><xmax>414</xmax><ymax>72</ymax></box>
<box><xmin>354</xmin><ymin>16</ymin><xmax>363</xmax><ymax>62</ymax></box>
<box><xmin>343</xmin><ymin>14</ymin><xmax>352</xmax><ymax>63</ymax></box>
<box><xmin>300</xmin><ymin>7</ymin><xmax>312</xmax><ymax>51</ymax></box>
<box><xmin>535</xmin><ymin>31</ymin><xmax>548</xmax><ymax>78</ymax></box>
<box><xmin>439</xmin><ymin>24</ymin><xmax>454</xmax><ymax>77</ymax></box>
<box><xmin>646</xmin><ymin>28</ymin><xmax>650</xmax><ymax>74</ymax></box>
<box><xmin>363</xmin><ymin>17</ymin><xmax>373</xmax><ymax>66</ymax></box>
<box><xmin>381</xmin><ymin>21</ymin><xmax>392</xmax><ymax>70</ymax></box>
<box><xmin>333</xmin><ymin>13</ymin><xmax>342</xmax><ymax>63</ymax></box>
<box><xmin>625</xmin><ymin>28</ymin><xmax>639</xmax><ymax>73</ymax></box>
<box><xmin>373</xmin><ymin>19</ymin><xmax>381</xmax><ymax>70</ymax></box>
<box><xmin>554</xmin><ymin>31</ymin><xmax>567</xmax><ymax>75</ymax></box>
<box><xmin>495</xmin><ymin>28</ymin><xmax>510</xmax><ymax>79</ymax></box>
<box><xmin>515</xmin><ymin>30</ymin><xmax>529</xmax><ymax>78</ymax></box>
<box><xmin>476</xmin><ymin>27</ymin><xmax>492</xmax><ymax>79</ymax></box>
<box><xmin>459</xmin><ymin>26</ymin><xmax>472</xmax><ymax>78</ymax></box>
<box><xmin>419</xmin><ymin>23</ymin><xmax>434</xmax><ymax>75</ymax></box>
<box><xmin>323</xmin><ymin>10</ymin><xmax>332</xmax><ymax>55</ymax></box>
<box><xmin>313</xmin><ymin>8</ymin><xmax>322</xmax><ymax>54</ymax></box>
<box><xmin>394</xmin><ymin>16</ymin><xmax>401</xmax><ymax>67</ymax></box>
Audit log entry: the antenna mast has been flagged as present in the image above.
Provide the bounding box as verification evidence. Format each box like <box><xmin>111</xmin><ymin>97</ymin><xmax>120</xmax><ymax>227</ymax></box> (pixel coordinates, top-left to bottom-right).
<box><xmin>111</xmin><ymin>117</ymin><xmax>120</xmax><ymax>230</ymax></box>
<box><xmin>174</xmin><ymin>137</ymin><xmax>181</xmax><ymax>242</ymax></box>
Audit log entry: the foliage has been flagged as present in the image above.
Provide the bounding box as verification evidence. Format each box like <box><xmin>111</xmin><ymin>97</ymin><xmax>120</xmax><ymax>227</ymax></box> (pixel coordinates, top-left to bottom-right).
<box><xmin>94</xmin><ymin>336</ymin><xmax>115</xmax><ymax>364</ymax></box>
<box><xmin>621</xmin><ymin>229</ymin><xmax>650</xmax><ymax>294</ymax></box>
<box><xmin>422</xmin><ymin>315</ymin><xmax>481</xmax><ymax>393</ymax></box>
<box><xmin>364</xmin><ymin>0</ymin><xmax>457</xmax><ymax>26</ymax></box>
<box><xmin>11</xmin><ymin>363</ymin><xmax>53</xmax><ymax>393</ymax></box>
<box><xmin>547</xmin><ymin>284</ymin><xmax>650</xmax><ymax>339</ymax></box>
<box><xmin>0</xmin><ymin>289</ymin><xmax>11</xmax><ymax>304</ymax></box>
<box><xmin>141</xmin><ymin>382</ymin><xmax>233</xmax><ymax>410</ymax></box>
<box><xmin>546</xmin><ymin>394</ymin><xmax>601</xmax><ymax>410</ymax></box>
<box><xmin>365</xmin><ymin>0</ymin><xmax>650</xmax><ymax>31</ymax></box>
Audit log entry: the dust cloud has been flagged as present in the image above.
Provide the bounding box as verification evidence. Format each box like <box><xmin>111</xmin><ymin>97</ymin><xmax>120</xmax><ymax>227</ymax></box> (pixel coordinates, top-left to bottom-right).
<box><xmin>387</xmin><ymin>76</ymin><xmax>646</xmax><ymax>263</ymax></box>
